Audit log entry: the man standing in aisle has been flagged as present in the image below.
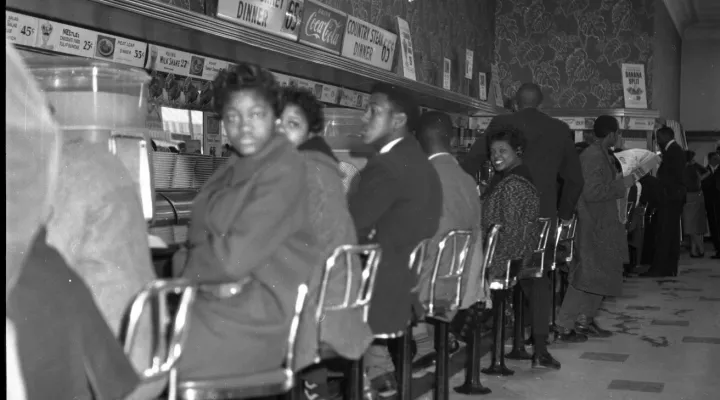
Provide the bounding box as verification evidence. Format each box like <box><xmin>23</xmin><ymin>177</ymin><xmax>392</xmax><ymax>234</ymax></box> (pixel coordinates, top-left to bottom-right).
<box><xmin>461</xmin><ymin>83</ymin><xmax>585</xmax><ymax>369</ymax></box>
<box><xmin>702</xmin><ymin>152</ymin><xmax>720</xmax><ymax>259</ymax></box>
<box><xmin>644</xmin><ymin>126</ymin><xmax>686</xmax><ymax>277</ymax></box>
<box><xmin>348</xmin><ymin>84</ymin><xmax>442</xmax><ymax>396</ymax></box>
<box><xmin>412</xmin><ymin>111</ymin><xmax>482</xmax><ymax>373</ymax></box>
<box><xmin>556</xmin><ymin>116</ymin><xmax>637</xmax><ymax>339</ymax></box>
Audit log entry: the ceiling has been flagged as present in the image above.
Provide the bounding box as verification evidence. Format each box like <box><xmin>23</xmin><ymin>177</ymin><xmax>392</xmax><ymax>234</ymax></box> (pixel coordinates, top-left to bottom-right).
<box><xmin>663</xmin><ymin>0</ymin><xmax>720</xmax><ymax>37</ymax></box>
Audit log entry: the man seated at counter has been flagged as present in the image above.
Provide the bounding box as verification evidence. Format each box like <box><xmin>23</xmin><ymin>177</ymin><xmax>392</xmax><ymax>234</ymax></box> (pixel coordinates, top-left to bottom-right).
<box><xmin>278</xmin><ymin>87</ymin><xmax>373</xmax><ymax>399</ymax></box>
<box><xmin>172</xmin><ymin>64</ymin><xmax>321</xmax><ymax>380</ymax></box>
<box><xmin>348</xmin><ymin>83</ymin><xmax>442</xmax><ymax>396</ymax></box>
<box><xmin>412</xmin><ymin>111</ymin><xmax>482</xmax><ymax>372</ymax></box>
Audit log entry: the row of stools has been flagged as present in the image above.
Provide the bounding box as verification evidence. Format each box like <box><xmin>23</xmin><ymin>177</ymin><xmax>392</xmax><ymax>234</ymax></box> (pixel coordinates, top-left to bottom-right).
<box><xmin>143</xmin><ymin>217</ymin><xmax>575</xmax><ymax>400</ymax></box>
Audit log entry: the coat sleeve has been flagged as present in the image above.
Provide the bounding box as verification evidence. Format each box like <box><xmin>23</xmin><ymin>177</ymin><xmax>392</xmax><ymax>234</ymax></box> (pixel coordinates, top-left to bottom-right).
<box><xmin>193</xmin><ymin>161</ymin><xmax>308</xmax><ymax>281</ymax></box>
<box><xmin>348</xmin><ymin>158</ymin><xmax>400</xmax><ymax>240</ymax></box>
<box><xmin>557</xmin><ymin>132</ymin><xmax>584</xmax><ymax>220</ymax></box>
<box><xmin>581</xmin><ymin>151</ymin><xmax>626</xmax><ymax>203</ymax></box>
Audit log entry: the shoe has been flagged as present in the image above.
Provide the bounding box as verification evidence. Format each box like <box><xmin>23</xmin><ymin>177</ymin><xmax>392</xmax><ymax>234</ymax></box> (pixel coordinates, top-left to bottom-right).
<box><xmin>531</xmin><ymin>351</ymin><xmax>561</xmax><ymax>370</ymax></box>
<box><xmin>576</xmin><ymin>315</ymin><xmax>612</xmax><ymax>338</ymax></box>
<box><xmin>375</xmin><ymin>376</ymin><xmax>397</xmax><ymax>399</ymax></box>
<box><xmin>555</xmin><ymin>326</ymin><xmax>588</xmax><ymax>343</ymax></box>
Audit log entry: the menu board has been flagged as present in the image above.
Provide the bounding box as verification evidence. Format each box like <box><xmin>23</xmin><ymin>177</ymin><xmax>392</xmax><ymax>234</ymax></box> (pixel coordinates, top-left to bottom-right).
<box><xmin>395</xmin><ymin>17</ymin><xmax>416</xmax><ymax>81</ymax></box>
<box><xmin>217</xmin><ymin>0</ymin><xmax>304</xmax><ymax>41</ymax></box>
<box><xmin>341</xmin><ymin>15</ymin><xmax>396</xmax><ymax>71</ymax></box>
<box><xmin>94</xmin><ymin>34</ymin><xmax>147</xmax><ymax>68</ymax></box>
<box><xmin>35</xmin><ymin>19</ymin><xmax>99</xmax><ymax>58</ymax></box>
<box><xmin>621</xmin><ymin>63</ymin><xmax>648</xmax><ymax>109</ymax></box>
<box><xmin>298</xmin><ymin>0</ymin><xmax>345</xmax><ymax>54</ymax></box>
<box><xmin>145</xmin><ymin>44</ymin><xmax>193</xmax><ymax>76</ymax></box>
<box><xmin>6</xmin><ymin>11</ymin><xmax>39</xmax><ymax>47</ymax></box>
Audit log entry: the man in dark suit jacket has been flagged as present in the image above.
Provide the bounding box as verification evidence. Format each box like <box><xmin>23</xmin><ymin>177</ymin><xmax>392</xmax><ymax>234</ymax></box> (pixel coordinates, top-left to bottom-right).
<box><xmin>645</xmin><ymin>126</ymin><xmax>687</xmax><ymax>277</ymax></box>
<box><xmin>702</xmin><ymin>151</ymin><xmax>720</xmax><ymax>259</ymax></box>
<box><xmin>348</xmin><ymin>84</ymin><xmax>443</xmax><ymax>393</ymax></box>
<box><xmin>462</xmin><ymin>83</ymin><xmax>584</xmax><ymax>369</ymax></box>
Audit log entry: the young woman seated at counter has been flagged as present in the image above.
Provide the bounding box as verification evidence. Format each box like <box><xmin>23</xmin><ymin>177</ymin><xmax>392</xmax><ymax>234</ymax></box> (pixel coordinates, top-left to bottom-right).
<box><xmin>481</xmin><ymin>127</ymin><xmax>540</xmax><ymax>279</ymax></box>
<box><xmin>278</xmin><ymin>87</ymin><xmax>373</xmax><ymax>398</ymax></box>
<box><xmin>172</xmin><ymin>64</ymin><xmax>322</xmax><ymax>380</ymax></box>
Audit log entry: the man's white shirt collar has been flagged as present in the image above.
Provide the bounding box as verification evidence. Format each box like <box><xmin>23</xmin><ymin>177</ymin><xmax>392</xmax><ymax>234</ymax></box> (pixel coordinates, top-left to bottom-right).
<box><xmin>664</xmin><ymin>139</ymin><xmax>676</xmax><ymax>151</ymax></box>
<box><xmin>379</xmin><ymin>137</ymin><xmax>403</xmax><ymax>154</ymax></box>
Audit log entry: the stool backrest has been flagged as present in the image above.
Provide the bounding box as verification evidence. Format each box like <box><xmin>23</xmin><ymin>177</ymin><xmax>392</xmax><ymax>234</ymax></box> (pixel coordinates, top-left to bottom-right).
<box><xmin>316</xmin><ymin>244</ymin><xmax>382</xmax><ymax>324</ymax></box>
<box><xmin>121</xmin><ymin>279</ymin><xmax>196</xmax><ymax>380</ymax></box>
<box><xmin>551</xmin><ymin>214</ymin><xmax>578</xmax><ymax>268</ymax></box>
<box><xmin>426</xmin><ymin>229</ymin><xmax>474</xmax><ymax>314</ymax></box>
<box><xmin>409</xmin><ymin>238</ymin><xmax>432</xmax><ymax>292</ymax></box>
<box><xmin>480</xmin><ymin>224</ymin><xmax>502</xmax><ymax>293</ymax></box>
<box><xmin>286</xmin><ymin>284</ymin><xmax>309</xmax><ymax>372</ymax></box>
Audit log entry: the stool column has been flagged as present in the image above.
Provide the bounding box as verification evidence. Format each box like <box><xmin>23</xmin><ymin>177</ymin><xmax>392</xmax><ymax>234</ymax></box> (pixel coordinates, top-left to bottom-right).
<box><xmin>346</xmin><ymin>358</ymin><xmax>364</xmax><ymax>400</ymax></box>
<box><xmin>453</xmin><ymin>322</ymin><xmax>491</xmax><ymax>395</ymax></box>
<box><xmin>433</xmin><ymin>322</ymin><xmax>449</xmax><ymax>400</ymax></box>
<box><xmin>394</xmin><ymin>328</ymin><xmax>413</xmax><ymax>400</ymax></box>
<box><xmin>506</xmin><ymin>285</ymin><xmax>531</xmax><ymax>360</ymax></box>
<box><xmin>482</xmin><ymin>290</ymin><xmax>514</xmax><ymax>376</ymax></box>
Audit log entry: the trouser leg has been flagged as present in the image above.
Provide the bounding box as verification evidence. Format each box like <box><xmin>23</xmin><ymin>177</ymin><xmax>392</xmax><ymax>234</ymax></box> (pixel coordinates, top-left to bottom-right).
<box><xmin>519</xmin><ymin>275</ymin><xmax>551</xmax><ymax>353</ymax></box>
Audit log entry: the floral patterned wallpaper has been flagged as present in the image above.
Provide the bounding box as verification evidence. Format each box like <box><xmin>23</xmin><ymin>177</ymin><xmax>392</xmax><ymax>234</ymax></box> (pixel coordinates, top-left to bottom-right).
<box><xmin>148</xmin><ymin>0</ymin><xmax>496</xmax><ymax>97</ymax></box>
<box><xmin>494</xmin><ymin>0</ymin><xmax>656</xmax><ymax>109</ymax></box>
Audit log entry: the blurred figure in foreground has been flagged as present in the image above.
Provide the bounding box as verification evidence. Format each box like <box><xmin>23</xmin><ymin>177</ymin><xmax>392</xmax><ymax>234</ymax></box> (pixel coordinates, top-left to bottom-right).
<box><xmin>702</xmin><ymin>152</ymin><xmax>720</xmax><ymax>259</ymax></box>
<box><xmin>5</xmin><ymin>42</ymin><xmax>150</xmax><ymax>400</ymax></box>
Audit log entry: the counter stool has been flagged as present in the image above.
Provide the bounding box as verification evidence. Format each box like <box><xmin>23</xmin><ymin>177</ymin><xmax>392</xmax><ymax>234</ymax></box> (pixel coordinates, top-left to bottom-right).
<box><xmin>121</xmin><ymin>279</ymin><xmax>197</xmax><ymax>388</ymax></box>
<box><xmin>421</xmin><ymin>230</ymin><xmax>474</xmax><ymax>400</ymax></box>
<box><xmin>454</xmin><ymin>224</ymin><xmax>502</xmax><ymax>396</ymax></box>
<box><xmin>515</xmin><ymin>218</ymin><xmax>552</xmax><ymax>347</ymax></box>
<box><xmin>482</xmin><ymin>259</ymin><xmax>521</xmax><ymax>376</ymax></box>
<box><xmin>169</xmin><ymin>284</ymin><xmax>310</xmax><ymax>400</ymax></box>
<box><xmin>505</xmin><ymin>284</ymin><xmax>531</xmax><ymax>360</ymax></box>
<box><xmin>294</xmin><ymin>244</ymin><xmax>382</xmax><ymax>400</ymax></box>
<box><xmin>550</xmin><ymin>215</ymin><xmax>577</xmax><ymax>336</ymax></box>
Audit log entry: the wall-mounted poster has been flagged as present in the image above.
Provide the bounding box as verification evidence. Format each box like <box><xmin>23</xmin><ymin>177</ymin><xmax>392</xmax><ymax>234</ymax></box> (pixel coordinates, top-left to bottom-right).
<box><xmin>395</xmin><ymin>17</ymin><xmax>416</xmax><ymax>81</ymax></box>
<box><xmin>298</xmin><ymin>0</ymin><xmax>345</xmax><ymax>54</ymax></box>
<box><xmin>341</xmin><ymin>15</ymin><xmax>397</xmax><ymax>71</ymax></box>
<box><xmin>217</xmin><ymin>0</ymin><xmax>304</xmax><ymax>41</ymax></box>
<box><xmin>621</xmin><ymin>63</ymin><xmax>648</xmax><ymax>109</ymax></box>
<box><xmin>491</xmin><ymin>63</ymin><xmax>503</xmax><ymax>107</ymax></box>
<box><xmin>204</xmin><ymin>112</ymin><xmax>222</xmax><ymax>157</ymax></box>
<box><xmin>465</xmin><ymin>49</ymin><xmax>473</xmax><ymax>79</ymax></box>
<box><xmin>442</xmin><ymin>58</ymin><xmax>451</xmax><ymax>90</ymax></box>
<box><xmin>478</xmin><ymin>72</ymin><xmax>487</xmax><ymax>101</ymax></box>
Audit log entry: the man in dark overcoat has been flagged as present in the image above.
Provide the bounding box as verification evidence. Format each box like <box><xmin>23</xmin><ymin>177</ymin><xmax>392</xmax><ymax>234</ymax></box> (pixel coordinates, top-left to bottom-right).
<box><xmin>556</xmin><ymin>116</ymin><xmax>637</xmax><ymax>339</ymax></box>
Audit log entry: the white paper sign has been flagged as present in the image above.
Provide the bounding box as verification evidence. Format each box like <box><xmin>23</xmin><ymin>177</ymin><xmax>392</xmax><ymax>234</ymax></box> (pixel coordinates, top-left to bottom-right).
<box><xmin>6</xmin><ymin>11</ymin><xmax>39</xmax><ymax>47</ymax></box>
<box><xmin>217</xmin><ymin>0</ymin><xmax>304</xmax><ymax>41</ymax></box>
<box><xmin>36</xmin><ymin>19</ymin><xmax>98</xmax><ymax>58</ymax></box>
<box><xmin>465</xmin><ymin>49</ymin><xmax>473</xmax><ymax>79</ymax></box>
<box><xmin>491</xmin><ymin>63</ymin><xmax>504</xmax><ymax>107</ymax></box>
<box><xmin>199</xmin><ymin>58</ymin><xmax>233</xmax><ymax>81</ymax></box>
<box><xmin>621</xmin><ymin>63</ymin><xmax>648</xmax><ymax>109</ymax></box>
<box><xmin>478</xmin><ymin>72</ymin><xmax>487</xmax><ymax>101</ymax></box>
<box><xmin>94</xmin><ymin>34</ymin><xmax>147</xmax><ymax>68</ymax></box>
<box><xmin>341</xmin><ymin>15</ymin><xmax>396</xmax><ymax>71</ymax></box>
<box><xmin>396</xmin><ymin>17</ymin><xmax>416</xmax><ymax>81</ymax></box>
<box><xmin>145</xmin><ymin>44</ymin><xmax>192</xmax><ymax>76</ymax></box>
<box><xmin>558</xmin><ymin>117</ymin><xmax>586</xmax><ymax>130</ymax></box>
<box><xmin>627</xmin><ymin>117</ymin><xmax>655</xmax><ymax>130</ymax></box>
<box><xmin>443</xmin><ymin>58</ymin><xmax>451</xmax><ymax>90</ymax></box>
<box><xmin>469</xmin><ymin>116</ymin><xmax>492</xmax><ymax>130</ymax></box>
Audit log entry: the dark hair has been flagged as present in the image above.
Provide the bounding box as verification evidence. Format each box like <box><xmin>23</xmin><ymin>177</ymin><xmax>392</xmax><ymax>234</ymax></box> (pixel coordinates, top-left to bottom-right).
<box><xmin>593</xmin><ymin>115</ymin><xmax>619</xmax><ymax>138</ymax></box>
<box><xmin>708</xmin><ymin>151</ymin><xmax>720</xmax><ymax>161</ymax></box>
<box><xmin>213</xmin><ymin>64</ymin><xmax>281</xmax><ymax>116</ymax></box>
<box><xmin>656</xmin><ymin>126</ymin><xmax>674</xmax><ymax>140</ymax></box>
<box><xmin>575</xmin><ymin>142</ymin><xmax>590</xmax><ymax>154</ymax></box>
<box><xmin>370</xmin><ymin>83</ymin><xmax>420</xmax><ymax>133</ymax></box>
<box><xmin>487</xmin><ymin>126</ymin><xmax>526</xmax><ymax>153</ymax></box>
<box><xmin>416</xmin><ymin>111</ymin><xmax>452</xmax><ymax>149</ymax></box>
<box><xmin>280</xmin><ymin>87</ymin><xmax>325</xmax><ymax>134</ymax></box>
<box><xmin>515</xmin><ymin>83</ymin><xmax>543</xmax><ymax>108</ymax></box>
<box><xmin>685</xmin><ymin>150</ymin><xmax>696</xmax><ymax>162</ymax></box>
<box><xmin>151</xmin><ymin>139</ymin><xmax>158</xmax><ymax>151</ymax></box>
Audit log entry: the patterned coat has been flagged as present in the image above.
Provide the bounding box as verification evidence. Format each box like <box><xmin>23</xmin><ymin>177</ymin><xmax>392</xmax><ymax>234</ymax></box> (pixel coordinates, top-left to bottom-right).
<box><xmin>295</xmin><ymin>138</ymin><xmax>373</xmax><ymax>368</ymax></box>
<box><xmin>481</xmin><ymin>166</ymin><xmax>540</xmax><ymax>279</ymax></box>
<box><xmin>571</xmin><ymin>143</ymin><xmax>628</xmax><ymax>297</ymax></box>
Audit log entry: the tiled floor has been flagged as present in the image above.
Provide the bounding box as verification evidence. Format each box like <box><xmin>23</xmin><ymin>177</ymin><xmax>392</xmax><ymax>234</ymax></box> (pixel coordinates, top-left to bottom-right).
<box><xmin>429</xmin><ymin>254</ymin><xmax>720</xmax><ymax>400</ymax></box>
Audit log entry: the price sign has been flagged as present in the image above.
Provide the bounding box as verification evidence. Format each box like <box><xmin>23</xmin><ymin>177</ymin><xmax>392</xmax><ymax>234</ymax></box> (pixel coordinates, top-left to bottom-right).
<box><xmin>145</xmin><ymin>44</ymin><xmax>192</xmax><ymax>76</ymax></box>
<box><xmin>341</xmin><ymin>15</ymin><xmax>397</xmax><ymax>71</ymax></box>
<box><xmin>36</xmin><ymin>19</ymin><xmax>98</xmax><ymax>58</ymax></box>
<box><xmin>6</xmin><ymin>11</ymin><xmax>39</xmax><ymax>46</ymax></box>
<box><xmin>94</xmin><ymin>34</ymin><xmax>147</xmax><ymax>68</ymax></box>
<box><xmin>217</xmin><ymin>0</ymin><xmax>305</xmax><ymax>41</ymax></box>
<box><xmin>200</xmin><ymin>58</ymin><xmax>232</xmax><ymax>81</ymax></box>
<box><xmin>320</xmin><ymin>84</ymin><xmax>340</xmax><ymax>104</ymax></box>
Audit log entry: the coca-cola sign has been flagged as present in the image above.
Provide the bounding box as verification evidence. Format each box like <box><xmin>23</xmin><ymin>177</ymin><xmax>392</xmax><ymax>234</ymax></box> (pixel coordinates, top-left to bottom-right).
<box><xmin>298</xmin><ymin>0</ymin><xmax>346</xmax><ymax>55</ymax></box>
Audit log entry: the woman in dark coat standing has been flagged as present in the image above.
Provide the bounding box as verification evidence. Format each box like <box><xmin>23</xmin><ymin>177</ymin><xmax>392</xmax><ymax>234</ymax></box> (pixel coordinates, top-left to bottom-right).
<box><xmin>174</xmin><ymin>65</ymin><xmax>320</xmax><ymax>380</ymax></box>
